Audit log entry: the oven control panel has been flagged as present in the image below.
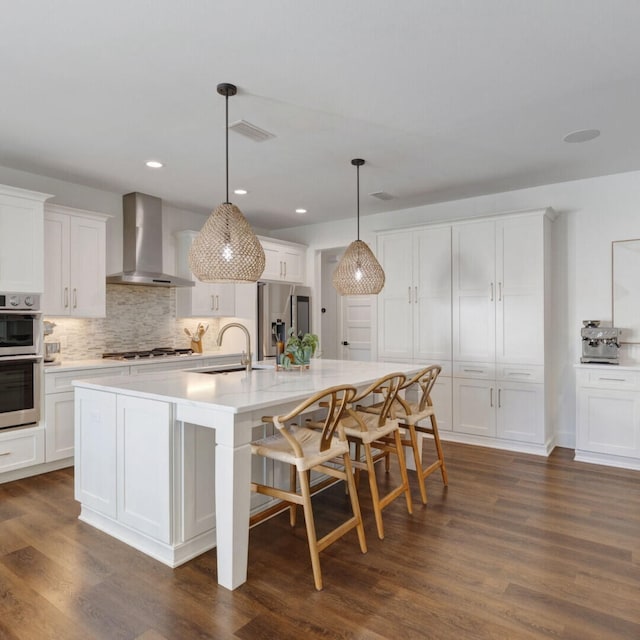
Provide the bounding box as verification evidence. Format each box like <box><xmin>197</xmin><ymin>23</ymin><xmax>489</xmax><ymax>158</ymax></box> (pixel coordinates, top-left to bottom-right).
<box><xmin>0</xmin><ymin>293</ymin><xmax>40</xmax><ymax>311</ymax></box>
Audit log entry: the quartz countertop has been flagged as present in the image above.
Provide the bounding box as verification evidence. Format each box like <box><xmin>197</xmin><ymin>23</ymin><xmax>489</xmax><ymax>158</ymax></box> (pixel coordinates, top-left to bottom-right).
<box><xmin>44</xmin><ymin>351</ymin><xmax>243</xmax><ymax>373</ymax></box>
<box><xmin>72</xmin><ymin>359</ymin><xmax>422</xmax><ymax>415</ymax></box>
<box><xmin>574</xmin><ymin>362</ymin><xmax>640</xmax><ymax>371</ymax></box>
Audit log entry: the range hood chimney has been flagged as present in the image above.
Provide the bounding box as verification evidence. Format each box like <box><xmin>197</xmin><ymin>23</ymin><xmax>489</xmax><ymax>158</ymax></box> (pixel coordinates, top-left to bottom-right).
<box><xmin>107</xmin><ymin>192</ymin><xmax>195</xmax><ymax>287</ymax></box>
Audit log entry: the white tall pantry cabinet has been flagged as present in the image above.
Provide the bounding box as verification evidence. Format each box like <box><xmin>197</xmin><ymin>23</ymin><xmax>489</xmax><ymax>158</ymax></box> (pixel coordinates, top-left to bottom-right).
<box><xmin>377</xmin><ymin>225</ymin><xmax>453</xmax><ymax>432</ymax></box>
<box><xmin>377</xmin><ymin>208</ymin><xmax>555</xmax><ymax>455</ymax></box>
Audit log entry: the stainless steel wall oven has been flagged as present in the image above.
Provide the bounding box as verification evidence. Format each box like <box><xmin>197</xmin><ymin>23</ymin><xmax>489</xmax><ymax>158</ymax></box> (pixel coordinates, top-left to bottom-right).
<box><xmin>0</xmin><ymin>293</ymin><xmax>42</xmax><ymax>429</ymax></box>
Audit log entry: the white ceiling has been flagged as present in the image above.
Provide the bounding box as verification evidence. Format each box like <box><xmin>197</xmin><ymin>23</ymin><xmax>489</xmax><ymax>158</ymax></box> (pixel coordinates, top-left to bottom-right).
<box><xmin>2</xmin><ymin>1</ymin><xmax>640</xmax><ymax>229</ymax></box>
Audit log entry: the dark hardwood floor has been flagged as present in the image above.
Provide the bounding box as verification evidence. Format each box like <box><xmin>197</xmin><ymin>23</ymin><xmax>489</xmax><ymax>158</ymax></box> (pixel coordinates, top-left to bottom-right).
<box><xmin>1</xmin><ymin>442</ymin><xmax>639</xmax><ymax>639</ymax></box>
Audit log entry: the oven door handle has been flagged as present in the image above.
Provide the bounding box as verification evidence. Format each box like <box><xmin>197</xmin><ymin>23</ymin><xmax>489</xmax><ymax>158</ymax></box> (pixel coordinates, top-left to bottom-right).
<box><xmin>0</xmin><ymin>355</ymin><xmax>43</xmax><ymax>363</ymax></box>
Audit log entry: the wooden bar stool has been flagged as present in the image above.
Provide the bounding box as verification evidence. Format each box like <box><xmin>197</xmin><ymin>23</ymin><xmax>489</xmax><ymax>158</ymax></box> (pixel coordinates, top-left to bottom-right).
<box><xmin>363</xmin><ymin>365</ymin><xmax>448</xmax><ymax>505</ymax></box>
<box><xmin>338</xmin><ymin>372</ymin><xmax>413</xmax><ymax>540</ymax></box>
<box><xmin>251</xmin><ymin>384</ymin><xmax>367</xmax><ymax>591</ymax></box>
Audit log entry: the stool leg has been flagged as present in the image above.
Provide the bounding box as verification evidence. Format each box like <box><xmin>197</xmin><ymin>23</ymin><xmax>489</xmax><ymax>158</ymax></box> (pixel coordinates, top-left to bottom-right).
<box><xmin>289</xmin><ymin>464</ymin><xmax>298</xmax><ymax>527</ymax></box>
<box><xmin>364</xmin><ymin>443</ymin><xmax>385</xmax><ymax>539</ymax></box>
<box><xmin>430</xmin><ymin>413</ymin><xmax>448</xmax><ymax>485</ymax></box>
<box><xmin>408</xmin><ymin>423</ymin><xmax>428</xmax><ymax>505</ymax></box>
<box><xmin>298</xmin><ymin>468</ymin><xmax>322</xmax><ymax>591</ymax></box>
<box><xmin>394</xmin><ymin>428</ymin><xmax>413</xmax><ymax>515</ymax></box>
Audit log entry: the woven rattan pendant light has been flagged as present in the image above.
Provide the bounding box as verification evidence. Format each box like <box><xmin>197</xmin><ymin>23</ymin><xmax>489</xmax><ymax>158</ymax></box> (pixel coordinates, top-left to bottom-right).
<box><xmin>189</xmin><ymin>83</ymin><xmax>265</xmax><ymax>283</ymax></box>
<box><xmin>332</xmin><ymin>159</ymin><xmax>385</xmax><ymax>295</ymax></box>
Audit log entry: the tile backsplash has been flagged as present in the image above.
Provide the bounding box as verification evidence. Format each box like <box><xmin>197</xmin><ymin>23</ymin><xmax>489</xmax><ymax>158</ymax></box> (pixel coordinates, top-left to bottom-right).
<box><xmin>44</xmin><ymin>285</ymin><xmax>222</xmax><ymax>360</ymax></box>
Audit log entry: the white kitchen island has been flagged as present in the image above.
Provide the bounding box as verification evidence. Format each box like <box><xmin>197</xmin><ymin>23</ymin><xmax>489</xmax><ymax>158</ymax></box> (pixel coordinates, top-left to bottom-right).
<box><xmin>73</xmin><ymin>359</ymin><xmax>422</xmax><ymax>590</ymax></box>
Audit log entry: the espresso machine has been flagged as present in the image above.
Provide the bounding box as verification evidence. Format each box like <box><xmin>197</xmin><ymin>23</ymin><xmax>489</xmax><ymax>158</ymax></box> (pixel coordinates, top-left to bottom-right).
<box><xmin>580</xmin><ymin>321</ymin><xmax>621</xmax><ymax>364</ymax></box>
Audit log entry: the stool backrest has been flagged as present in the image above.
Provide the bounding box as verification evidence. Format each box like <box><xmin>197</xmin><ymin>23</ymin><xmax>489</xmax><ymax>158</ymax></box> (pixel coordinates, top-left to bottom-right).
<box><xmin>401</xmin><ymin>365</ymin><xmax>442</xmax><ymax>413</ymax></box>
<box><xmin>351</xmin><ymin>372</ymin><xmax>406</xmax><ymax>428</ymax></box>
<box><xmin>273</xmin><ymin>385</ymin><xmax>358</xmax><ymax>455</ymax></box>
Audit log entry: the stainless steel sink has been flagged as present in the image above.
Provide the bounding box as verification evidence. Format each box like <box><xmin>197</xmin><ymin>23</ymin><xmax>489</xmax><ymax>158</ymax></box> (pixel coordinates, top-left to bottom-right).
<box><xmin>196</xmin><ymin>366</ymin><xmax>262</xmax><ymax>375</ymax></box>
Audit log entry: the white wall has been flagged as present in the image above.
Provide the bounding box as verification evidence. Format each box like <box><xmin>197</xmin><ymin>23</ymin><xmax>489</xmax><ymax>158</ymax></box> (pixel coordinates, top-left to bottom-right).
<box><xmin>275</xmin><ymin>169</ymin><xmax>640</xmax><ymax>446</ymax></box>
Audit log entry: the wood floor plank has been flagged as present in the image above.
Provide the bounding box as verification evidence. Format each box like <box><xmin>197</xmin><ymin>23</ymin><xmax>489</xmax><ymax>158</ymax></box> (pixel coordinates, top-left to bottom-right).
<box><xmin>0</xmin><ymin>444</ymin><xmax>639</xmax><ymax>639</ymax></box>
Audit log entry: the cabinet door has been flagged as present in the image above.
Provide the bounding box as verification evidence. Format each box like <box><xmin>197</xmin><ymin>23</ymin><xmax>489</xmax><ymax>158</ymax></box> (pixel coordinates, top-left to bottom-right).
<box><xmin>496</xmin><ymin>382</ymin><xmax>543</xmax><ymax>443</ymax></box>
<box><xmin>577</xmin><ymin>388</ymin><xmax>640</xmax><ymax>457</ymax></box>
<box><xmin>431</xmin><ymin>376</ymin><xmax>453</xmax><ymax>432</ymax></box>
<box><xmin>70</xmin><ymin>216</ymin><xmax>107</xmax><ymax>317</ymax></box>
<box><xmin>43</xmin><ymin>212</ymin><xmax>71</xmax><ymax>315</ymax></box>
<box><xmin>377</xmin><ymin>232</ymin><xmax>414</xmax><ymax>360</ymax></box>
<box><xmin>75</xmin><ymin>388</ymin><xmax>117</xmax><ymax>517</ymax></box>
<box><xmin>261</xmin><ymin>241</ymin><xmax>283</xmax><ymax>280</ymax></box>
<box><xmin>496</xmin><ymin>216</ymin><xmax>544</xmax><ymax>364</ymax></box>
<box><xmin>0</xmin><ymin>191</ymin><xmax>45</xmax><ymax>293</ymax></box>
<box><xmin>182</xmin><ymin>423</ymin><xmax>216</xmax><ymax>540</ymax></box>
<box><xmin>281</xmin><ymin>247</ymin><xmax>304</xmax><ymax>283</ymax></box>
<box><xmin>116</xmin><ymin>396</ymin><xmax>172</xmax><ymax>543</ymax></box>
<box><xmin>452</xmin><ymin>221</ymin><xmax>496</xmax><ymax>362</ymax></box>
<box><xmin>414</xmin><ymin>227</ymin><xmax>452</xmax><ymax>362</ymax></box>
<box><xmin>453</xmin><ymin>377</ymin><xmax>496</xmax><ymax>436</ymax></box>
<box><xmin>45</xmin><ymin>391</ymin><xmax>75</xmax><ymax>461</ymax></box>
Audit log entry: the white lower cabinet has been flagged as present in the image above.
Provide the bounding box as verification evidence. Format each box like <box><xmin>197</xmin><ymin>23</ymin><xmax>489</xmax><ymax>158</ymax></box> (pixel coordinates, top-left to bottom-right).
<box><xmin>453</xmin><ymin>364</ymin><xmax>545</xmax><ymax>449</ymax></box>
<box><xmin>45</xmin><ymin>364</ymin><xmax>129</xmax><ymax>463</ymax></box>
<box><xmin>117</xmin><ymin>396</ymin><xmax>172</xmax><ymax>543</ymax></box>
<box><xmin>75</xmin><ymin>388</ymin><xmax>117</xmax><ymax>517</ymax></box>
<box><xmin>0</xmin><ymin>427</ymin><xmax>45</xmax><ymax>473</ymax></box>
<box><xmin>453</xmin><ymin>377</ymin><xmax>495</xmax><ymax>437</ymax></box>
<box><xmin>575</xmin><ymin>366</ymin><xmax>640</xmax><ymax>469</ymax></box>
<box><xmin>182</xmin><ymin>423</ymin><xmax>216</xmax><ymax>540</ymax></box>
<box><xmin>45</xmin><ymin>391</ymin><xmax>75</xmax><ymax>461</ymax></box>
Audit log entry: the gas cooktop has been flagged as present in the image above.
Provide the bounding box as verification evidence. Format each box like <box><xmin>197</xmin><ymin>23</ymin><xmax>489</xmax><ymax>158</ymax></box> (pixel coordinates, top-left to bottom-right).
<box><xmin>102</xmin><ymin>347</ymin><xmax>194</xmax><ymax>361</ymax></box>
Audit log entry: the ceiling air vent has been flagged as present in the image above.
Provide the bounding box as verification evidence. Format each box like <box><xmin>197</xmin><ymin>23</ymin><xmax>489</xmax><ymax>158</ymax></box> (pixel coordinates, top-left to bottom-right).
<box><xmin>229</xmin><ymin>119</ymin><xmax>275</xmax><ymax>142</ymax></box>
<box><xmin>369</xmin><ymin>191</ymin><xmax>394</xmax><ymax>201</ymax></box>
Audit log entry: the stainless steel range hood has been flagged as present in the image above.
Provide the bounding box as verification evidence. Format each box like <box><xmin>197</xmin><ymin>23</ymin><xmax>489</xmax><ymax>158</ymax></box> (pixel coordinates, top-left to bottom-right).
<box><xmin>107</xmin><ymin>192</ymin><xmax>195</xmax><ymax>287</ymax></box>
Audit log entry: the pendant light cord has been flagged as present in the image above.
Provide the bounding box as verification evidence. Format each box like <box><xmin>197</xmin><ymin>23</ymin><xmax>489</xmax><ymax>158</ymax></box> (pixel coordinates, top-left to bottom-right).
<box><xmin>356</xmin><ymin>162</ymin><xmax>360</xmax><ymax>241</ymax></box>
<box><xmin>225</xmin><ymin>92</ymin><xmax>229</xmax><ymax>204</ymax></box>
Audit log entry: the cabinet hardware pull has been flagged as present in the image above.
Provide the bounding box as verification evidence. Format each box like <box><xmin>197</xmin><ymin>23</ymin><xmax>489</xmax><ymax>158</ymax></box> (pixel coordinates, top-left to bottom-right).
<box><xmin>215</xmin><ymin>295</ymin><xmax>219</xmax><ymax>311</ymax></box>
<box><xmin>64</xmin><ymin>287</ymin><xmax>69</xmax><ymax>308</ymax></box>
<box><xmin>490</xmin><ymin>282</ymin><xmax>494</xmax><ymax>301</ymax></box>
<box><xmin>498</xmin><ymin>282</ymin><xmax>502</xmax><ymax>301</ymax></box>
<box><xmin>490</xmin><ymin>387</ymin><xmax>494</xmax><ymax>407</ymax></box>
<box><xmin>283</xmin><ymin>262</ymin><xmax>287</xmax><ymax>278</ymax></box>
<box><xmin>414</xmin><ymin>286</ymin><xmax>418</xmax><ymax>303</ymax></box>
<box><xmin>211</xmin><ymin>295</ymin><xmax>215</xmax><ymax>310</ymax></box>
<box><xmin>600</xmin><ymin>377</ymin><xmax>626</xmax><ymax>382</ymax></box>
<box><xmin>73</xmin><ymin>288</ymin><xmax>77</xmax><ymax>308</ymax></box>
<box><xmin>498</xmin><ymin>388</ymin><xmax>502</xmax><ymax>408</ymax></box>
<box><xmin>508</xmin><ymin>372</ymin><xmax>531</xmax><ymax>376</ymax></box>
<box><xmin>0</xmin><ymin>451</ymin><xmax>11</xmax><ymax>457</ymax></box>
<box><xmin>408</xmin><ymin>287</ymin><xmax>411</xmax><ymax>304</ymax></box>
<box><xmin>463</xmin><ymin>368</ymin><xmax>484</xmax><ymax>373</ymax></box>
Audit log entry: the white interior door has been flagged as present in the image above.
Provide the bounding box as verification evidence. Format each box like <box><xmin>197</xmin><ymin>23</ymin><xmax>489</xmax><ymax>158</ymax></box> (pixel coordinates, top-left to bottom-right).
<box><xmin>340</xmin><ymin>295</ymin><xmax>374</xmax><ymax>361</ymax></box>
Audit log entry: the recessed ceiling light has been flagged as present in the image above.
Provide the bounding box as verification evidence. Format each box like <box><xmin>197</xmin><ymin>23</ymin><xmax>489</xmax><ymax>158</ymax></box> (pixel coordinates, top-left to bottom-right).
<box><xmin>234</xmin><ymin>189</ymin><xmax>248</xmax><ymax>195</ymax></box>
<box><xmin>295</xmin><ymin>208</ymin><xmax>307</xmax><ymax>214</ymax></box>
<box><xmin>563</xmin><ymin>129</ymin><xmax>600</xmax><ymax>143</ymax></box>
<box><xmin>145</xmin><ymin>160</ymin><xmax>163</xmax><ymax>168</ymax></box>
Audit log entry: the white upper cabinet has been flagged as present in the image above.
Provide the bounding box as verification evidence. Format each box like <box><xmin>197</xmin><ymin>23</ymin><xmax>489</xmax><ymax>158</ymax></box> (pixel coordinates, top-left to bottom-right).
<box><xmin>175</xmin><ymin>230</ymin><xmax>235</xmax><ymax>317</ymax></box>
<box><xmin>453</xmin><ymin>213</ymin><xmax>546</xmax><ymax>365</ymax></box>
<box><xmin>0</xmin><ymin>184</ymin><xmax>51</xmax><ymax>293</ymax></box>
<box><xmin>377</xmin><ymin>226</ymin><xmax>452</xmax><ymax>363</ymax></box>
<box><xmin>258</xmin><ymin>236</ymin><xmax>306</xmax><ymax>283</ymax></box>
<box><xmin>43</xmin><ymin>205</ymin><xmax>110</xmax><ymax>317</ymax></box>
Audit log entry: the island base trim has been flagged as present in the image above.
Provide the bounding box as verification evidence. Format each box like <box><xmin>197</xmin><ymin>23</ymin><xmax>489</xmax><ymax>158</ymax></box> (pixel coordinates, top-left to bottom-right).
<box><xmin>79</xmin><ymin>506</ymin><xmax>217</xmax><ymax>568</ymax></box>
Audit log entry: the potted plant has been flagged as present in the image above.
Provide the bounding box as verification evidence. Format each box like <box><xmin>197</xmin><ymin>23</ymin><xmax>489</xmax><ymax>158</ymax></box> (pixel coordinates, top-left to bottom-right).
<box><xmin>283</xmin><ymin>328</ymin><xmax>319</xmax><ymax>366</ymax></box>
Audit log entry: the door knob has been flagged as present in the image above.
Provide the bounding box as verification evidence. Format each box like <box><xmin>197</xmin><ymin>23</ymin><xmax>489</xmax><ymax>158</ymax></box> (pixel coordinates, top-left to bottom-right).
<box><xmin>342</xmin><ymin>341</ymin><xmax>349</xmax><ymax>346</ymax></box>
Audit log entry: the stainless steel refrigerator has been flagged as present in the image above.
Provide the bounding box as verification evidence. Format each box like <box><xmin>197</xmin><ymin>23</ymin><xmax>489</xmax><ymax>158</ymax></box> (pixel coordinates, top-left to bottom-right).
<box><xmin>257</xmin><ymin>282</ymin><xmax>311</xmax><ymax>361</ymax></box>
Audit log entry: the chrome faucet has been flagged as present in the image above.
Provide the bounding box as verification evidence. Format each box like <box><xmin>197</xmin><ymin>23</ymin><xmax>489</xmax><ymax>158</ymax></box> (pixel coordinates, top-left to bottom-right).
<box><xmin>216</xmin><ymin>322</ymin><xmax>252</xmax><ymax>372</ymax></box>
